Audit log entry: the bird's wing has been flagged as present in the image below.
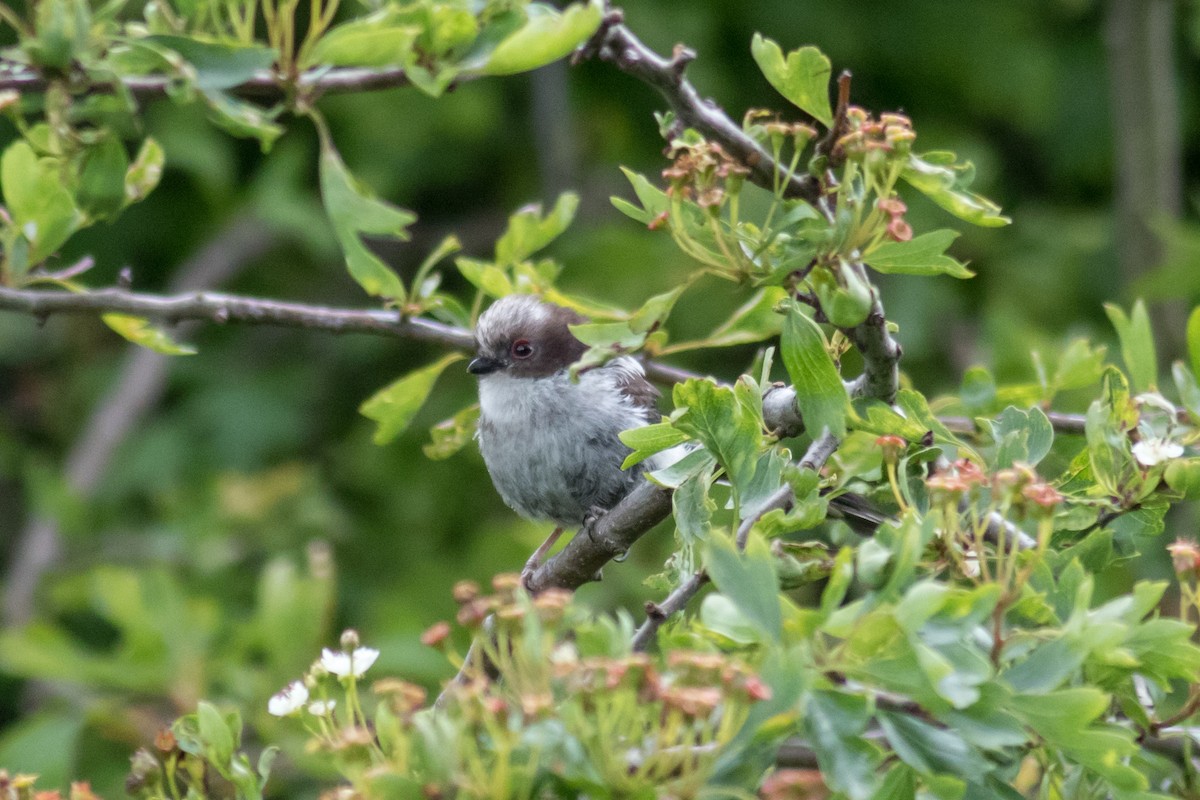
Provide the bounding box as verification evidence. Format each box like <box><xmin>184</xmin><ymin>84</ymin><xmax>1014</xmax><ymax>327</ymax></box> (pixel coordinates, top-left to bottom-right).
<box><xmin>608</xmin><ymin>357</ymin><xmax>662</xmax><ymax>423</ymax></box>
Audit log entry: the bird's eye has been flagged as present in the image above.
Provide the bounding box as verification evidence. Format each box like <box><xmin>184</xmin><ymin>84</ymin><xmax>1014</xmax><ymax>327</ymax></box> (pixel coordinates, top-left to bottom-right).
<box><xmin>511</xmin><ymin>339</ymin><xmax>534</xmax><ymax>359</ymax></box>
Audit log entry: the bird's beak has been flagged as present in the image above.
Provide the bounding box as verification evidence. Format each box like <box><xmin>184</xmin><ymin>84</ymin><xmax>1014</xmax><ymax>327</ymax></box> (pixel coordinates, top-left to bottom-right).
<box><xmin>468</xmin><ymin>356</ymin><xmax>504</xmax><ymax>375</ymax></box>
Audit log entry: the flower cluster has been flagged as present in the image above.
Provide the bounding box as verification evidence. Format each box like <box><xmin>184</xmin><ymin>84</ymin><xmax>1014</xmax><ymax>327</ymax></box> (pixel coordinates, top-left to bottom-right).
<box><xmin>834</xmin><ymin>108</ymin><xmax>916</xmax><ymax>162</ymax></box>
<box><xmin>267</xmin><ymin>628</ymin><xmax>380</xmax><ymax>745</ymax></box>
<box><xmin>0</xmin><ymin>771</ymin><xmax>104</xmax><ymax>800</ymax></box>
<box><xmin>661</xmin><ymin>139</ymin><xmax>750</xmax><ymax>211</ymax></box>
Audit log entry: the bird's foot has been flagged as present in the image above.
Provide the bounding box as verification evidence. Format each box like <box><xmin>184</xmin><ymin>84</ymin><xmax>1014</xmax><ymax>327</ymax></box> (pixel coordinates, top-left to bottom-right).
<box><xmin>521</xmin><ymin>526</ymin><xmax>565</xmax><ymax>591</ymax></box>
<box><xmin>583</xmin><ymin>506</ymin><xmax>608</xmax><ymax>542</ymax></box>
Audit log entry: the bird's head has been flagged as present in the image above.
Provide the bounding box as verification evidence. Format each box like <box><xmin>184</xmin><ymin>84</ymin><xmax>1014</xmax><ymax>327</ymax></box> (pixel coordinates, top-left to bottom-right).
<box><xmin>469</xmin><ymin>294</ymin><xmax>588</xmax><ymax>379</ymax></box>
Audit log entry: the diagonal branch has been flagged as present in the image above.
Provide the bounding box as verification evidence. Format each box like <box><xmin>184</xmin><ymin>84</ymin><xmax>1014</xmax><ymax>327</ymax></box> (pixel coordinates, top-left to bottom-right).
<box><xmin>575</xmin><ymin>9</ymin><xmax>820</xmax><ymax>205</ymax></box>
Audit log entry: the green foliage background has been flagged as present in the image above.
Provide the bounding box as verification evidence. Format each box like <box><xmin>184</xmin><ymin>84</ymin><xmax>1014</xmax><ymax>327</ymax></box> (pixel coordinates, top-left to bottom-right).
<box><xmin>1</xmin><ymin>0</ymin><xmax>1199</xmax><ymax>794</ymax></box>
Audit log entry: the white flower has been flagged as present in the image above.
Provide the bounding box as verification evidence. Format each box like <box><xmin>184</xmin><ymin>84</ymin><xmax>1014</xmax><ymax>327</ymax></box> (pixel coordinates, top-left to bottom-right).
<box><xmin>320</xmin><ymin>646</ymin><xmax>380</xmax><ymax>678</ymax></box>
<box><xmin>268</xmin><ymin>681</ymin><xmax>309</xmax><ymax>716</ymax></box>
<box><xmin>307</xmin><ymin>699</ymin><xmax>337</xmax><ymax>716</ymax></box>
<box><xmin>1132</xmin><ymin>438</ymin><xmax>1183</xmax><ymax>467</ymax></box>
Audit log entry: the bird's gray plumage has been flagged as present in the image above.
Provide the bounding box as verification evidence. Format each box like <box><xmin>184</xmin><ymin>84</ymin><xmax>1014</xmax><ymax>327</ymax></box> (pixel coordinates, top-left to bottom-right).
<box><xmin>471</xmin><ymin>295</ymin><xmax>660</xmax><ymax>527</ymax></box>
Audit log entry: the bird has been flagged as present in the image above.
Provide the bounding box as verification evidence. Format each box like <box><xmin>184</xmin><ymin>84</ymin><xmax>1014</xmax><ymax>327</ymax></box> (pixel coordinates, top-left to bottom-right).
<box><xmin>468</xmin><ymin>294</ymin><xmax>662</xmax><ymax>579</ymax></box>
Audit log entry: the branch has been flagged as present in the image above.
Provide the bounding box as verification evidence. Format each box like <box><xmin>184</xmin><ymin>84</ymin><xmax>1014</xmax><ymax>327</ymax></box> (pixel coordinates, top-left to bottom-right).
<box><xmin>0</xmin><ymin>61</ymin><xmax>474</xmax><ymax>100</ymax></box>
<box><xmin>843</xmin><ymin>293</ymin><xmax>902</xmax><ymax>404</ymax></box>
<box><xmin>576</xmin><ymin>10</ymin><xmax>820</xmax><ymax>205</ymax></box>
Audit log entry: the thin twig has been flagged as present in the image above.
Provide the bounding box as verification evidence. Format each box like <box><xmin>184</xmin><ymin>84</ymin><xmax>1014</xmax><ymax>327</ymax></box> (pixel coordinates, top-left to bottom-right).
<box><xmin>0</xmin><ymin>61</ymin><xmax>476</xmax><ymax>100</ymax></box>
<box><xmin>577</xmin><ymin>10</ymin><xmax>820</xmax><ymax>204</ymax></box>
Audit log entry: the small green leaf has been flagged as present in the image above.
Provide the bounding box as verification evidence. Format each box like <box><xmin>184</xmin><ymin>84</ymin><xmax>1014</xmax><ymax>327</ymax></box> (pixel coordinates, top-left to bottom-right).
<box><xmin>671</xmin><ymin>379</ymin><xmax>762</xmax><ymax>494</ymax></box>
<box><xmin>196</xmin><ymin>701</ymin><xmax>235</xmax><ymax>768</ymax></box>
<box><xmin>664</xmin><ymin>288</ymin><xmax>786</xmax><ymax>354</ymax></box>
<box><xmin>102</xmin><ymin>314</ymin><xmax>197</xmax><ymax>355</ymax></box>
<box><xmin>780</xmin><ymin>303</ymin><xmax>847</xmax><ymax>438</ymax></box>
<box><xmin>1188</xmin><ymin>306</ymin><xmax>1200</xmax><ymax>379</ymax></box>
<box><xmin>699</xmin><ymin>593</ymin><xmax>761</xmax><ymax>644</ymax></box>
<box><xmin>482</xmin><ymin>0</ymin><xmax>603</xmax><ymax>76</ymax></box>
<box><xmin>901</xmin><ymin>152</ymin><xmax>1009</xmax><ymax>227</ymax></box>
<box><xmin>619</xmin><ymin>422</ymin><xmax>689</xmax><ymax>468</ymax></box>
<box><xmin>1</xmin><ymin>140</ymin><xmax>81</xmax><ymax>268</ymax></box>
<box><xmin>704</xmin><ymin>533</ymin><xmax>781</xmax><ymax>640</ymax></box>
<box><xmin>319</xmin><ymin>125</ymin><xmax>413</xmax><ymax>300</ymax></box>
<box><xmin>423</xmin><ymin>403</ymin><xmax>480</xmax><ymax>460</ymax></box>
<box><xmin>124</xmin><ymin>137</ymin><xmax>164</xmax><ymax>206</ymax></box>
<box><xmin>77</xmin><ymin>134</ymin><xmax>129</xmax><ymax>220</ymax></box>
<box><xmin>1165</xmin><ymin>457</ymin><xmax>1200</xmax><ymax>499</ymax></box>
<box><xmin>202</xmin><ymin>89</ymin><xmax>284</xmax><ymax>151</ymax></box>
<box><xmin>629</xmin><ymin>285</ymin><xmax>685</xmax><ymax>335</ymax></box>
<box><xmin>989</xmin><ymin>406</ymin><xmax>1053</xmax><ymax>468</ymax></box>
<box><xmin>145</xmin><ymin>36</ymin><xmax>276</xmax><ymax>90</ymax></box>
<box><xmin>750</xmin><ymin>34</ymin><xmax>833</xmax><ymax>127</ymax></box>
<box><xmin>612</xmin><ymin>166</ymin><xmax>670</xmax><ymax>225</ymax></box>
<box><xmin>802</xmin><ymin>690</ymin><xmax>882</xmax><ymax>800</ymax></box>
<box><xmin>496</xmin><ymin>193</ymin><xmax>579</xmax><ymax>265</ymax></box>
<box><xmin>1051</xmin><ymin>338</ymin><xmax>1107</xmax><ymax>394</ymax></box>
<box><xmin>360</xmin><ymin>353</ymin><xmax>465</xmax><ymax>445</ymax></box>
<box><xmin>864</xmin><ymin>229</ymin><xmax>972</xmax><ymax>278</ymax></box>
<box><xmin>309</xmin><ymin>19</ymin><xmax>419</xmax><ymax>67</ymax></box>
<box><xmin>1104</xmin><ymin>300</ymin><xmax>1157</xmax><ymax>392</ymax></box>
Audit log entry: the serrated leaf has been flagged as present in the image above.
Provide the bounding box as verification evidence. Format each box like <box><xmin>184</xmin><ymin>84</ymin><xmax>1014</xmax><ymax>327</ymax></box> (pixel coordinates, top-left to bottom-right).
<box><xmin>424</xmin><ymin>403</ymin><xmax>480</xmax><ymax>460</ymax></box>
<box><xmin>802</xmin><ymin>690</ymin><xmax>882</xmax><ymax>800</ymax></box>
<box><xmin>750</xmin><ymin>34</ymin><xmax>833</xmax><ymax>127</ymax></box>
<box><xmin>864</xmin><ymin>229</ymin><xmax>972</xmax><ymax>278</ymax></box>
<box><xmin>481</xmin><ymin>0</ymin><xmax>602</xmax><ymax>76</ymax></box>
<box><xmin>704</xmin><ymin>533</ymin><xmax>781</xmax><ymax>640</ymax></box>
<box><xmin>360</xmin><ymin>353</ymin><xmax>464</xmax><ymax>445</ymax></box>
<box><xmin>780</xmin><ymin>304</ymin><xmax>847</xmax><ymax>438</ymax></box>
<box><xmin>901</xmin><ymin>152</ymin><xmax>1009</xmax><ymax>228</ymax></box>
<box><xmin>495</xmin><ymin>193</ymin><xmax>579</xmax><ymax>265</ymax></box>
<box><xmin>102</xmin><ymin>314</ymin><xmax>197</xmax><ymax>355</ymax></box>
<box><xmin>671</xmin><ymin>379</ymin><xmax>762</xmax><ymax>494</ymax></box>
<box><xmin>1105</xmin><ymin>300</ymin><xmax>1157</xmax><ymax>392</ymax></box>
<box><xmin>319</xmin><ymin>126</ymin><xmax>413</xmax><ymax>300</ymax></box>
<box><xmin>989</xmin><ymin>406</ymin><xmax>1053</xmax><ymax>468</ymax></box>
<box><xmin>612</xmin><ymin>166</ymin><xmax>669</xmax><ymax>225</ymax></box>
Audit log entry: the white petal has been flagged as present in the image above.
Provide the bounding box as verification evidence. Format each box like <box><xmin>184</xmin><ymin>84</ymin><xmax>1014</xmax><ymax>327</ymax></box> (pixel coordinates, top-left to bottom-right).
<box><xmin>1132</xmin><ymin>438</ymin><xmax>1184</xmax><ymax>467</ymax></box>
<box><xmin>321</xmin><ymin>648</ymin><xmax>352</xmax><ymax>677</ymax></box>
<box><xmin>350</xmin><ymin>647</ymin><xmax>380</xmax><ymax>677</ymax></box>
<box><xmin>307</xmin><ymin>699</ymin><xmax>337</xmax><ymax>715</ymax></box>
<box><xmin>268</xmin><ymin>681</ymin><xmax>308</xmax><ymax>716</ymax></box>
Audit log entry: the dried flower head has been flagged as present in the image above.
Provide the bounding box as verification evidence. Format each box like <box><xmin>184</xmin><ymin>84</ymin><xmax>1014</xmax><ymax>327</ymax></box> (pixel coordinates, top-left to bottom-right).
<box><xmin>420</xmin><ymin>621</ymin><xmax>451</xmax><ymax>648</ymax></box>
<box><xmin>1167</xmin><ymin>538</ymin><xmax>1200</xmax><ymax>578</ymax></box>
<box><xmin>452</xmin><ymin>580</ymin><xmax>480</xmax><ymax>605</ymax></box>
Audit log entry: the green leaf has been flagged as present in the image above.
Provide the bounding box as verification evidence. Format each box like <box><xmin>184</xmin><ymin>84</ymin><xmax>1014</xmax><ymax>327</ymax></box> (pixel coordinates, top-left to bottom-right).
<box><xmin>802</xmin><ymin>690</ymin><xmax>882</xmax><ymax>800</ymax></box>
<box><xmin>1188</xmin><ymin>306</ymin><xmax>1200</xmax><ymax>379</ymax></box>
<box><xmin>309</xmin><ymin>19</ymin><xmax>419</xmax><ymax>67</ymax></box>
<box><xmin>318</xmin><ymin>126</ymin><xmax>414</xmax><ymax>300</ymax></box>
<box><xmin>989</xmin><ymin>406</ymin><xmax>1053</xmax><ymax>468</ymax></box>
<box><xmin>698</xmin><ymin>593</ymin><xmax>761</xmax><ymax>644</ymax></box>
<box><xmin>1165</xmin><ymin>457</ymin><xmax>1200</xmax><ymax>499</ymax></box>
<box><xmin>901</xmin><ymin>152</ymin><xmax>1010</xmax><ymax>227</ymax></box>
<box><xmin>424</xmin><ymin>403</ymin><xmax>480</xmax><ymax>460</ymax></box>
<box><xmin>76</xmin><ymin>134</ymin><xmax>129</xmax><ymax>221</ymax></box>
<box><xmin>1</xmin><ymin>140</ymin><xmax>81</xmax><ymax>268</ymax></box>
<box><xmin>101</xmin><ymin>314</ymin><xmax>197</xmax><ymax>355</ymax></box>
<box><xmin>360</xmin><ymin>353</ymin><xmax>465</xmax><ymax>445</ymax></box>
<box><xmin>124</xmin><ymin>137</ymin><xmax>164</xmax><ymax>206</ymax></box>
<box><xmin>495</xmin><ymin>193</ymin><xmax>579</xmax><ymax>265</ymax></box>
<box><xmin>1051</xmin><ymin>338</ymin><xmax>1107</xmax><ymax>394</ymax></box>
<box><xmin>482</xmin><ymin>1</ymin><xmax>603</xmax><ymax>76</ymax></box>
<box><xmin>144</xmin><ymin>35</ymin><xmax>276</xmax><ymax>90</ymax></box>
<box><xmin>619</xmin><ymin>422</ymin><xmax>689</xmax><ymax>469</ymax></box>
<box><xmin>864</xmin><ymin>229</ymin><xmax>973</xmax><ymax>278</ymax></box>
<box><xmin>629</xmin><ymin>285</ymin><xmax>685</xmax><ymax>335</ymax></box>
<box><xmin>704</xmin><ymin>534</ymin><xmax>781</xmax><ymax>640</ymax></box>
<box><xmin>780</xmin><ymin>304</ymin><xmax>847</xmax><ymax>438</ymax></box>
<box><xmin>750</xmin><ymin>34</ymin><xmax>833</xmax><ymax>127</ymax></box>
<box><xmin>664</xmin><ymin>288</ymin><xmax>786</xmax><ymax>354</ymax></box>
<box><xmin>611</xmin><ymin>166</ymin><xmax>670</xmax><ymax>225</ymax></box>
<box><xmin>671</xmin><ymin>379</ymin><xmax>762</xmax><ymax>494</ymax></box>
<box><xmin>1104</xmin><ymin>300</ymin><xmax>1157</xmax><ymax>392</ymax></box>
<box><xmin>877</xmin><ymin>710</ymin><xmax>993</xmax><ymax>780</ymax></box>
<box><xmin>202</xmin><ymin>89</ymin><xmax>284</xmax><ymax>150</ymax></box>
<box><xmin>196</xmin><ymin>701</ymin><xmax>235</xmax><ymax>768</ymax></box>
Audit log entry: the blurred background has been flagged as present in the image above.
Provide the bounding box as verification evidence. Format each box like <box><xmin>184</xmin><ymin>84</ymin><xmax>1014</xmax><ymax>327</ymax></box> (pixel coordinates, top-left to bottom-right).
<box><xmin>1</xmin><ymin>0</ymin><xmax>1199</xmax><ymax>794</ymax></box>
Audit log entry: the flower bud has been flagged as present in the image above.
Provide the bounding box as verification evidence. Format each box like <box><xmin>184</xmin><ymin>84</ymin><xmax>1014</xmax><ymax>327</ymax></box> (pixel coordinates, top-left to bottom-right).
<box><xmin>340</xmin><ymin>629</ymin><xmax>361</xmax><ymax>651</ymax></box>
<box><xmin>452</xmin><ymin>580</ymin><xmax>480</xmax><ymax>605</ymax></box>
